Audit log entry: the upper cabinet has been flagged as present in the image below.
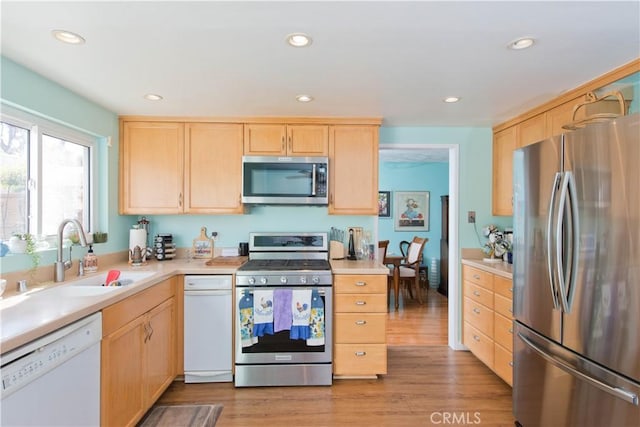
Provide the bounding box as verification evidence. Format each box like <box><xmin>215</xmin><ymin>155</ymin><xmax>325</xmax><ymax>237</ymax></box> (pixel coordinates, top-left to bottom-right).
<box><xmin>329</xmin><ymin>125</ymin><xmax>379</xmax><ymax>215</ymax></box>
<box><xmin>244</xmin><ymin>124</ymin><xmax>328</xmax><ymax>156</ymax></box>
<box><xmin>492</xmin><ymin>59</ymin><xmax>639</xmax><ymax>216</ymax></box>
<box><xmin>120</xmin><ymin>120</ymin><xmax>244</xmax><ymax>215</ymax></box>
<box><xmin>120</xmin><ymin>121</ymin><xmax>185</xmax><ymax>214</ymax></box>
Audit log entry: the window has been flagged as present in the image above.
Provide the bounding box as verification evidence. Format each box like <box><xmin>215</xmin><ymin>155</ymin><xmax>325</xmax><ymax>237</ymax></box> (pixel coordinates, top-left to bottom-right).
<box><xmin>0</xmin><ymin>108</ymin><xmax>96</xmax><ymax>242</ymax></box>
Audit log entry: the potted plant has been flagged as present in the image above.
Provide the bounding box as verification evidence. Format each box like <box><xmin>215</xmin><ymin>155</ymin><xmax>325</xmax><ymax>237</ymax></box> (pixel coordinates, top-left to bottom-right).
<box><xmin>9</xmin><ymin>232</ymin><xmax>40</xmax><ymax>272</ymax></box>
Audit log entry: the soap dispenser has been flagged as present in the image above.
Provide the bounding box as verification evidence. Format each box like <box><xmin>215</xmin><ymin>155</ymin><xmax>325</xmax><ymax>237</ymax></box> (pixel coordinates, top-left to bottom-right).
<box><xmin>83</xmin><ymin>245</ymin><xmax>98</xmax><ymax>273</ymax></box>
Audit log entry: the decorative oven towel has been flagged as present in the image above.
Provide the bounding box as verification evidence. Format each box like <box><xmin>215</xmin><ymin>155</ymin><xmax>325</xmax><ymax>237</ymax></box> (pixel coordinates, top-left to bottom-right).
<box><xmin>307</xmin><ymin>289</ymin><xmax>325</xmax><ymax>346</ymax></box>
<box><xmin>273</xmin><ymin>289</ymin><xmax>293</xmax><ymax>332</ymax></box>
<box><xmin>238</xmin><ymin>290</ymin><xmax>258</xmax><ymax>347</ymax></box>
<box><xmin>253</xmin><ymin>289</ymin><xmax>274</xmax><ymax>337</ymax></box>
<box><xmin>290</xmin><ymin>289</ymin><xmax>312</xmax><ymax>340</ymax></box>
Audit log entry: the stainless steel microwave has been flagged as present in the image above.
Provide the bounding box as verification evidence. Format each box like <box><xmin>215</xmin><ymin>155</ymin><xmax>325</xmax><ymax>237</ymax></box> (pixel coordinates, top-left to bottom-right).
<box><xmin>242</xmin><ymin>156</ymin><xmax>328</xmax><ymax>205</ymax></box>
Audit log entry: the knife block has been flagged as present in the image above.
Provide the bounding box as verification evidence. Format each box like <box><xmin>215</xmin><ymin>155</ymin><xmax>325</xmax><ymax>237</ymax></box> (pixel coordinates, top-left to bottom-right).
<box><xmin>330</xmin><ymin>241</ymin><xmax>345</xmax><ymax>259</ymax></box>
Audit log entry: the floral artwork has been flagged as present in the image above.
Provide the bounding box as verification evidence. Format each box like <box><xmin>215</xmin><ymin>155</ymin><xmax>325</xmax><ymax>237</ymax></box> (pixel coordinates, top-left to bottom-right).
<box><xmin>378</xmin><ymin>191</ymin><xmax>390</xmax><ymax>217</ymax></box>
<box><xmin>394</xmin><ymin>191</ymin><xmax>429</xmax><ymax>231</ymax></box>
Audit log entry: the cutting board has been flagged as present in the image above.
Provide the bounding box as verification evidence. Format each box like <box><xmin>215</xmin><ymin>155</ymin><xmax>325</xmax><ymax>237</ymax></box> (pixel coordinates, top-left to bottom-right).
<box><xmin>205</xmin><ymin>256</ymin><xmax>248</xmax><ymax>266</ymax></box>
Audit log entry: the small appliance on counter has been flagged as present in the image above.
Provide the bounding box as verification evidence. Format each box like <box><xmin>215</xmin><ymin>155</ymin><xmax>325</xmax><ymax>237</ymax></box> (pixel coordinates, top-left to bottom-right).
<box><xmin>154</xmin><ymin>234</ymin><xmax>175</xmax><ymax>261</ymax></box>
<box><xmin>129</xmin><ymin>226</ymin><xmax>147</xmax><ymax>265</ymax></box>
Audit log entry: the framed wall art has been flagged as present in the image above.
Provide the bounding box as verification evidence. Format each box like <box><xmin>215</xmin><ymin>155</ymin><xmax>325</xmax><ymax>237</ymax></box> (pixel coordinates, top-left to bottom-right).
<box><xmin>378</xmin><ymin>191</ymin><xmax>391</xmax><ymax>217</ymax></box>
<box><xmin>394</xmin><ymin>191</ymin><xmax>430</xmax><ymax>231</ymax></box>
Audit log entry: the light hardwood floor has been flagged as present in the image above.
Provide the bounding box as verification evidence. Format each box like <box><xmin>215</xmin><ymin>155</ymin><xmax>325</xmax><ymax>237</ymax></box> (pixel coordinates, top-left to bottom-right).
<box><xmin>155</xmin><ymin>288</ymin><xmax>515</xmax><ymax>426</ymax></box>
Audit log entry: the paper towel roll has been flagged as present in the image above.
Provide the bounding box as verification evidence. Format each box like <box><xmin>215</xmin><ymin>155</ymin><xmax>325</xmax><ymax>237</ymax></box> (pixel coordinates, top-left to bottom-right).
<box><xmin>129</xmin><ymin>228</ymin><xmax>147</xmax><ymax>262</ymax></box>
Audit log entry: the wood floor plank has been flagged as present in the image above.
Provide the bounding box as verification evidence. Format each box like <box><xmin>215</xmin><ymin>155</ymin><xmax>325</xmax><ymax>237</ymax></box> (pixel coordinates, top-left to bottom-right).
<box><xmin>156</xmin><ymin>289</ymin><xmax>514</xmax><ymax>426</ymax></box>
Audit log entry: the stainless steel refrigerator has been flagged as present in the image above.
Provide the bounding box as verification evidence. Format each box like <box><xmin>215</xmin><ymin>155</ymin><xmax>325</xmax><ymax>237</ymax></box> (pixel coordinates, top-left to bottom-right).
<box><xmin>513</xmin><ymin>113</ymin><xmax>640</xmax><ymax>426</ymax></box>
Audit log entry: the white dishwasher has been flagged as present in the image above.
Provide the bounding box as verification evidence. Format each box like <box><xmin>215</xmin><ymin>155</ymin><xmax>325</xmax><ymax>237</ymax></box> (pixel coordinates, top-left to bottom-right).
<box><xmin>0</xmin><ymin>312</ymin><xmax>102</xmax><ymax>426</ymax></box>
<box><xmin>184</xmin><ymin>275</ymin><xmax>233</xmax><ymax>383</ymax></box>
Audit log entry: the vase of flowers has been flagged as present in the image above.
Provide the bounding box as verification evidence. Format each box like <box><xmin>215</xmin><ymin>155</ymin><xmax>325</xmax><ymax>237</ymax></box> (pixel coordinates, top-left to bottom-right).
<box><xmin>481</xmin><ymin>225</ymin><xmax>511</xmax><ymax>263</ymax></box>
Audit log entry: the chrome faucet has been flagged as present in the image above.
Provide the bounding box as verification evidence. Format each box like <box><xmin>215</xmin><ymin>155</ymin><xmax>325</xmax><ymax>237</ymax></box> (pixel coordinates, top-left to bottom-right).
<box><xmin>54</xmin><ymin>219</ymin><xmax>88</xmax><ymax>282</ymax></box>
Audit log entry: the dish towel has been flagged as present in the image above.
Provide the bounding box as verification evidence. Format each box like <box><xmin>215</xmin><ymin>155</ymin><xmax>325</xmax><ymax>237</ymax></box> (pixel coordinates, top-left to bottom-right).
<box><xmin>273</xmin><ymin>289</ymin><xmax>293</xmax><ymax>332</ymax></box>
<box><xmin>253</xmin><ymin>289</ymin><xmax>274</xmax><ymax>337</ymax></box>
<box><xmin>290</xmin><ymin>289</ymin><xmax>312</xmax><ymax>340</ymax></box>
<box><xmin>238</xmin><ymin>290</ymin><xmax>258</xmax><ymax>347</ymax></box>
<box><xmin>307</xmin><ymin>289</ymin><xmax>325</xmax><ymax>346</ymax></box>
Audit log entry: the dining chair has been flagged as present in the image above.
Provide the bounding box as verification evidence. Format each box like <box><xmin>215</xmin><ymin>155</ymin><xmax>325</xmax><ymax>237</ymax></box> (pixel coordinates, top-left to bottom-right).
<box><xmin>398</xmin><ymin>236</ymin><xmax>428</xmax><ymax>304</ymax></box>
<box><xmin>378</xmin><ymin>240</ymin><xmax>394</xmax><ymax>300</ymax></box>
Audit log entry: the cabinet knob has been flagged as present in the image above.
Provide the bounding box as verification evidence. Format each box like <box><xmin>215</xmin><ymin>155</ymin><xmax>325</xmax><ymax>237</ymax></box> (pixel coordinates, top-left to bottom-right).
<box><xmin>355</xmin><ymin>351</ymin><xmax>367</xmax><ymax>357</ymax></box>
<box><xmin>355</xmin><ymin>300</ymin><xmax>367</xmax><ymax>306</ymax></box>
<box><xmin>473</xmin><ymin>335</ymin><xmax>480</xmax><ymax>342</ymax></box>
<box><xmin>473</xmin><ymin>274</ymin><xmax>481</xmax><ymax>280</ymax></box>
<box><xmin>473</xmin><ymin>308</ymin><xmax>481</xmax><ymax>314</ymax></box>
<box><xmin>355</xmin><ymin>320</ymin><xmax>367</xmax><ymax>325</ymax></box>
<box><xmin>473</xmin><ymin>290</ymin><xmax>481</xmax><ymax>296</ymax></box>
<box><xmin>355</xmin><ymin>281</ymin><xmax>367</xmax><ymax>287</ymax></box>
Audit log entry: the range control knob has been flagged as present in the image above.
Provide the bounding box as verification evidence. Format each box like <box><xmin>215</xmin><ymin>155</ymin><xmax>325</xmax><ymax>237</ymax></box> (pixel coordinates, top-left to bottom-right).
<box><xmin>312</xmin><ymin>276</ymin><xmax>320</xmax><ymax>284</ymax></box>
<box><xmin>300</xmin><ymin>276</ymin><xmax>308</xmax><ymax>284</ymax></box>
<box><xmin>280</xmin><ymin>276</ymin><xmax>288</xmax><ymax>284</ymax></box>
<box><xmin>248</xmin><ymin>277</ymin><xmax>256</xmax><ymax>285</ymax></box>
<box><xmin>260</xmin><ymin>277</ymin><xmax>268</xmax><ymax>285</ymax></box>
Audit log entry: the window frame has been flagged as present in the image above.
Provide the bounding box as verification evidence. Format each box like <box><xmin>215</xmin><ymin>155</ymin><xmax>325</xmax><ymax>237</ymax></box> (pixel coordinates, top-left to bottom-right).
<box><xmin>1</xmin><ymin>105</ymin><xmax>98</xmax><ymax>239</ymax></box>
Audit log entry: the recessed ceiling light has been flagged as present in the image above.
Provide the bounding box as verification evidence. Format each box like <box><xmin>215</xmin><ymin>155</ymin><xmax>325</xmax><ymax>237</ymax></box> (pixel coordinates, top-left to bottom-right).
<box><xmin>51</xmin><ymin>29</ymin><xmax>85</xmax><ymax>45</ymax></box>
<box><xmin>443</xmin><ymin>97</ymin><xmax>460</xmax><ymax>103</ymax></box>
<box><xmin>286</xmin><ymin>33</ymin><xmax>312</xmax><ymax>48</ymax></box>
<box><xmin>144</xmin><ymin>94</ymin><xmax>163</xmax><ymax>101</ymax></box>
<box><xmin>508</xmin><ymin>37</ymin><xmax>535</xmax><ymax>50</ymax></box>
<box><xmin>296</xmin><ymin>94</ymin><xmax>314</xmax><ymax>103</ymax></box>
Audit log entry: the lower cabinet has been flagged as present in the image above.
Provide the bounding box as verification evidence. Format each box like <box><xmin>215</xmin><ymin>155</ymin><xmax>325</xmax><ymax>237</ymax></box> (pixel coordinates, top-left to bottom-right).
<box><xmin>462</xmin><ymin>264</ymin><xmax>513</xmax><ymax>386</ymax></box>
<box><xmin>333</xmin><ymin>274</ymin><xmax>387</xmax><ymax>377</ymax></box>
<box><xmin>101</xmin><ymin>278</ymin><xmax>176</xmax><ymax>427</ymax></box>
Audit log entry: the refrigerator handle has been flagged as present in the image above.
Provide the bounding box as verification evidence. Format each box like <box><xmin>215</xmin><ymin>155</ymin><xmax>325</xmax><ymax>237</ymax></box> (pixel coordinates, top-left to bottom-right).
<box><xmin>546</xmin><ymin>172</ymin><xmax>562</xmax><ymax>310</ymax></box>
<box><xmin>556</xmin><ymin>172</ymin><xmax>580</xmax><ymax>313</ymax></box>
<box><xmin>518</xmin><ymin>332</ymin><xmax>639</xmax><ymax>406</ymax></box>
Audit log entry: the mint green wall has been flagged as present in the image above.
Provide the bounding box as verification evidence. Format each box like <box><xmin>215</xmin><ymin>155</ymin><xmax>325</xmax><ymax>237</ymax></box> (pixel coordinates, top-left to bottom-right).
<box><xmin>378</xmin><ymin>161</ymin><xmax>449</xmax><ymax>264</ymax></box>
<box><xmin>0</xmin><ymin>56</ymin><xmax>131</xmax><ymax>273</ymax></box>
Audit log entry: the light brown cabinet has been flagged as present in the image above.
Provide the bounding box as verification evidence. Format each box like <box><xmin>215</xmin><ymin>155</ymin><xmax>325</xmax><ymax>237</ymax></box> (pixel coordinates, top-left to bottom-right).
<box><xmin>329</xmin><ymin>125</ymin><xmax>379</xmax><ymax>215</ymax></box>
<box><xmin>462</xmin><ymin>264</ymin><xmax>513</xmax><ymax>386</ymax></box>
<box><xmin>101</xmin><ymin>279</ymin><xmax>176</xmax><ymax>427</ymax></box>
<box><xmin>243</xmin><ymin>123</ymin><xmax>328</xmax><ymax>156</ymax></box>
<box><xmin>492</xmin><ymin>126</ymin><xmax>516</xmax><ymax>216</ymax></box>
<box><xmin>120</xmin><ymin>120</ymin><xmax>243</xmax><ymax>214</ymax></box>
<box><xmin>518</xmin><ymin>113</ymin><xmax>546</xmax><ymax>148</ymax></box>
<box><xmin>333</xmin><ymin>274</ymin><xmax>387</xmax><ymax>377</ymax></box>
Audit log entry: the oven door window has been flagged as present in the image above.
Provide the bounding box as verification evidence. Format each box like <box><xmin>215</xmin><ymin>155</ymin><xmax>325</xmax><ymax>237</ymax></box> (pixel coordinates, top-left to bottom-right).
<box><xmin>238</xmin><ymin>288</ymin><xmax>327</xmax><ymax>354</ymax></box>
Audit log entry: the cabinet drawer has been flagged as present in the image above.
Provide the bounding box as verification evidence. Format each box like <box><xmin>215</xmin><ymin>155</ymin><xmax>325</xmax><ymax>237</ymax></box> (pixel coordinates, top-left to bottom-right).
<box><xmin>494</xmin><ymin>312</ymin><xmax>514</xmax><ymax>351</ymax></box>
<box><xmin>463</xmin><ymin>297</ymin><xmax>494</xmax><ymax>338</ymax></box>
<box><xmin>334</xmin><ymin>344</ymin><xmax>387</xmax><ymax>376</ymax></box>
<box><xmin>334</xmin><ymin>275</ymin><xmax>386</xmax><ymax>294</ymax></box>
<box><xmin>494</xmin><ymin>293</ymin><xmax>513</xmax><ymax>319</ymax></box>
<box><xmin>464</xmin><ymin>281</ymin><xmax>494</xmax><ymax>309</ymax></box>
<box><xmin>464</xmin><ymin>322</ymin><xmax>494</xmax><ymax>368</ymax></box>
<box><xmin>494</xmin><ymin>343</ymin><xmax>513</xmax><ymax>386</ymax></box>
<box><xmin>335</xmin><ymin>294</ymin><xmax>387</xmax><ymax>313</ymax></box>
<box><xmin>494</xmin><ymin>276</ymin><xmax>513</xmax><ymax>298</ymax></box>
<box><xmin>462</xmin><ymin>265</ymin><xmax>493</xmax><ymax>290</ymax></box>
<box><xmin>334</xmin><ymin>313</ymin><xmax>386</xmax><ymax>343</ymax></box>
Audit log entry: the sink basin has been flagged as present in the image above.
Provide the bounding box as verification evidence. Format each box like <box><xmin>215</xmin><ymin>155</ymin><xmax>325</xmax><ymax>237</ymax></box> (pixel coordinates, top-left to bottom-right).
<box><xmin>53</xmin><ymin>286</ymin><xmax>122</xmax><ymax>297</ymax></box>
<box><xmin>69</xmin><ymin>271</ymin><xmax>156</xmax><ymax>287</ymax></box>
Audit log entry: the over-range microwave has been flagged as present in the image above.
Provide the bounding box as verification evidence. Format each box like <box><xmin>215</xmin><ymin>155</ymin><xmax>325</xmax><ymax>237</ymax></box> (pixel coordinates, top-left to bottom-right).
<box><xmin>242</xmin><ymin>156</ymin><xmax>328</xmax><ymax>205</ymax></box>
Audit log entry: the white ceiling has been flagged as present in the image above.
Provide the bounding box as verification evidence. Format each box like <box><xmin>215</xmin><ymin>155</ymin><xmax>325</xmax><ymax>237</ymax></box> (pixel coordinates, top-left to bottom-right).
<box><xmin>1</xmin><ymin>1</ymin><xmax>639</xmax><ymax>130</ymax></box>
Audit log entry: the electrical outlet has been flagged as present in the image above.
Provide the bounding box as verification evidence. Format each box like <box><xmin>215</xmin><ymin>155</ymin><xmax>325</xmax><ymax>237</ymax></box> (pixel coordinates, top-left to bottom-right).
<box><xmin>468</xmin><ymin>211</ymin><xmax>476</xmax><ymax>223</ymax></box>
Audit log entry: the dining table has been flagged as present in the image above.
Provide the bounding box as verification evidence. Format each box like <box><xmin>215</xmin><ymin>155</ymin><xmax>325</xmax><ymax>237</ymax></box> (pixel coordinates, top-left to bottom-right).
<box><xmin>384</xmin><ymin>254</ymin><xmax>405</xmax><ymax>310</ymax></box>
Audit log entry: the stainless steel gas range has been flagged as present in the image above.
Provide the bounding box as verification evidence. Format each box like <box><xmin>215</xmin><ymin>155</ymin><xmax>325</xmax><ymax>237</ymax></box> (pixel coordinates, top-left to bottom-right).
<box><xmin>234</xmin><ymin>232</ymin><xmax>332</xmax><ymax>387</ymax></box>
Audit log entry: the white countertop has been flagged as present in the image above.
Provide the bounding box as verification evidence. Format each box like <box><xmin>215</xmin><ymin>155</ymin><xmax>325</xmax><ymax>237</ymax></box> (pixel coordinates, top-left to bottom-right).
<box><xmin>1</xmin><ymin>257</ymin><xmax>386</xmax><ymax>354</ymax></box>
<box><xmin>461</xmin><ymin>257</ymin><xmax>513</xmax><ymax>279</ymax></box>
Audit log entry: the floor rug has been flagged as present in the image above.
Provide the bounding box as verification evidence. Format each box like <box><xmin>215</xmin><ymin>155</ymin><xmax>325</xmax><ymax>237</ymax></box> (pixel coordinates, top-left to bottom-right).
<box><xmin>139</xmin><ymin>404</ymin><xmax>223</xmax><ymax>427</ymax></box>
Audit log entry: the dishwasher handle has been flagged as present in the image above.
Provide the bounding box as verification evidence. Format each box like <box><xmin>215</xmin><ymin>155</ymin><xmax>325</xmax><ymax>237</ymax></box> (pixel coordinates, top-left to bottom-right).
<box><xmin>184</xmin><ymin>289</ymin><xmax>232</xmax><ymax>296</ymax></box>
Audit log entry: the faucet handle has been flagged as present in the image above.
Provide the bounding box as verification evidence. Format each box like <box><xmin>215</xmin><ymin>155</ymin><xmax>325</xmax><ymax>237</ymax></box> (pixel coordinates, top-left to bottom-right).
<box><xmin>17</xmin><ymin>280</ymin><xmax>27</xmax><ymax>293</ymax></box>
<box><xmin>78</xmin><ymin>261</ymin><xmax>85</xmax><ymax>276</ymax></box>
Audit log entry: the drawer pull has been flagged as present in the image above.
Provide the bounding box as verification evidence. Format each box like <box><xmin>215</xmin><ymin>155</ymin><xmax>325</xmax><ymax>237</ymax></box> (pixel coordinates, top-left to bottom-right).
<box><xmin>509</xmin><ymin>361</ymin><xmax>514</xmax><ymax>367</ymax></box>
<box><xmin>473</xmin><ymin>290</ymin><xmax>481</xmax><ymax>296</ymax></box>
<box><xmin>473</xmin><ymin>308</ymin><xmax>481</xmax><ymax>314</ymax></box>
<box><xmin>473</xmin><ymin>335</ymin><xmax>480</xmax><ymax>342</ymax></box>
<box><xmin>355</xmin><ymin>281</ymin><xmax>367</xmax><ymax>287</ymax></box>
<box><xmin>509</xmin><ymin>288</ymin><xmax>513</xmax><ymax>293</ymax></box>
<box><xmin>473</xmin><ymin>274</ymin><xmax>481</xmax><ymax>280</ymax></box>
<box><xmin>355</xmin><ymin>300</ymin><xmax>367</xmax><ymax>306</ymax></box>
<box><xmin>355</xmin><ymin>320</ymin><xmax>367</xmax><ymax>325</ymax></box>
<box><xmin>509</xmin><ymin>328</ymin><xmax>513</xmax><ymax>334</ymax></box>
<box><xmin>509</xmin><ymin>308</ymin><xmax>513</xmax><ymax>313</ymax></box>
<box><xmin>355</xmin><ymin>351</ymin><xmax>367</xmax><ymax>357</ymax></box>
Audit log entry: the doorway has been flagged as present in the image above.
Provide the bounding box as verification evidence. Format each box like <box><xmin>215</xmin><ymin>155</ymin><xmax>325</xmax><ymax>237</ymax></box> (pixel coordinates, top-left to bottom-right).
<box><xmin>378</xmin><ymin>144</ymin><xmax>461</xmax><ymax>350</ymax></box>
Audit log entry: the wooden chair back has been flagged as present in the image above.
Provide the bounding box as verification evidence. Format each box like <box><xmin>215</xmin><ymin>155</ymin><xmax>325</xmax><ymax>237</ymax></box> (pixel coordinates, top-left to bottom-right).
<box><xmin>378</xmin><ymin>240</ymin><xmax>389</xmax><ymax>262</ymax></box>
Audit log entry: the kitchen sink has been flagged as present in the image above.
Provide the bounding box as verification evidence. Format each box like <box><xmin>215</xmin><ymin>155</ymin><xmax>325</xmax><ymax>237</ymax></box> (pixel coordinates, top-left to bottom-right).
<box><xmin>53</xmin><ymin>286</ymin><xmax>122</xmax><ymax>297</ymax></box>
<box><xmin>68</xmin><ymin>271</ymin><xmax>156</xmax><ymax>287</ymax></box>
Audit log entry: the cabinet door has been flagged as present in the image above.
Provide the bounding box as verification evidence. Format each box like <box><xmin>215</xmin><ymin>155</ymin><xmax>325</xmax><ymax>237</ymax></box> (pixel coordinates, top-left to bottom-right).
<box><xmin>287</xmin><ymin>125</ymin><xmax>328</xmax><ymax>155</ymax></box>
<box><xmin>144</xmin><ymin>298</ymin><xmax>175</xmax><ymax>406</ymax></box>
<box><xmin>492</xmin><ymin>126</ymin><xmax>516</xmax><ymax>216</ymax></box>
<box><xmin>120</xmin><ymin>121</ymin><xmax>184</xmax><ymax>214</ymax></box>
<box><xmin>329</xmin><ymin>125</ymin><xmax>379</xmax><ymax>215</ymax></box>
<box><xmin>184</xmin><ymin>123</ymin><xmax>244</xmax><ymax>213</ymax></box>
<box><xmin>518</xmin><ymin>113</ymin><xmax>546</xmax><ymax>148</ymax></box>
<box><xmin>545</xmin><ymin>96</ymin><xmax>585</xmax><ymax>138</ymax></box>
<box><xmin>101</xmin><ymin>316</ymin><xmax>145</xmax><ymax>427</ymax></box>
<box><xmin>243</xmin><ymin>123</ymin><xmax>286</xmax><ymax>155</ymax></box>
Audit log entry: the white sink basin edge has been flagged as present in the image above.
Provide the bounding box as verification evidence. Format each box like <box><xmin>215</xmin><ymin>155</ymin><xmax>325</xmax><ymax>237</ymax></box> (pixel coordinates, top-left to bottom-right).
<box><xmin>68</xmin><ymin>271</ymin><xmax>156</xmax><ymax>287</ymax></box>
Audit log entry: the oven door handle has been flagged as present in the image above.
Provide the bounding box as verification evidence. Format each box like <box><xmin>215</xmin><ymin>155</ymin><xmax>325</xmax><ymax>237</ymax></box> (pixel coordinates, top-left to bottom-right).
<box><xmin>238</xmin><ymin>288</ymin><xmax>328</xmax><ymax>295</ymax></box>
